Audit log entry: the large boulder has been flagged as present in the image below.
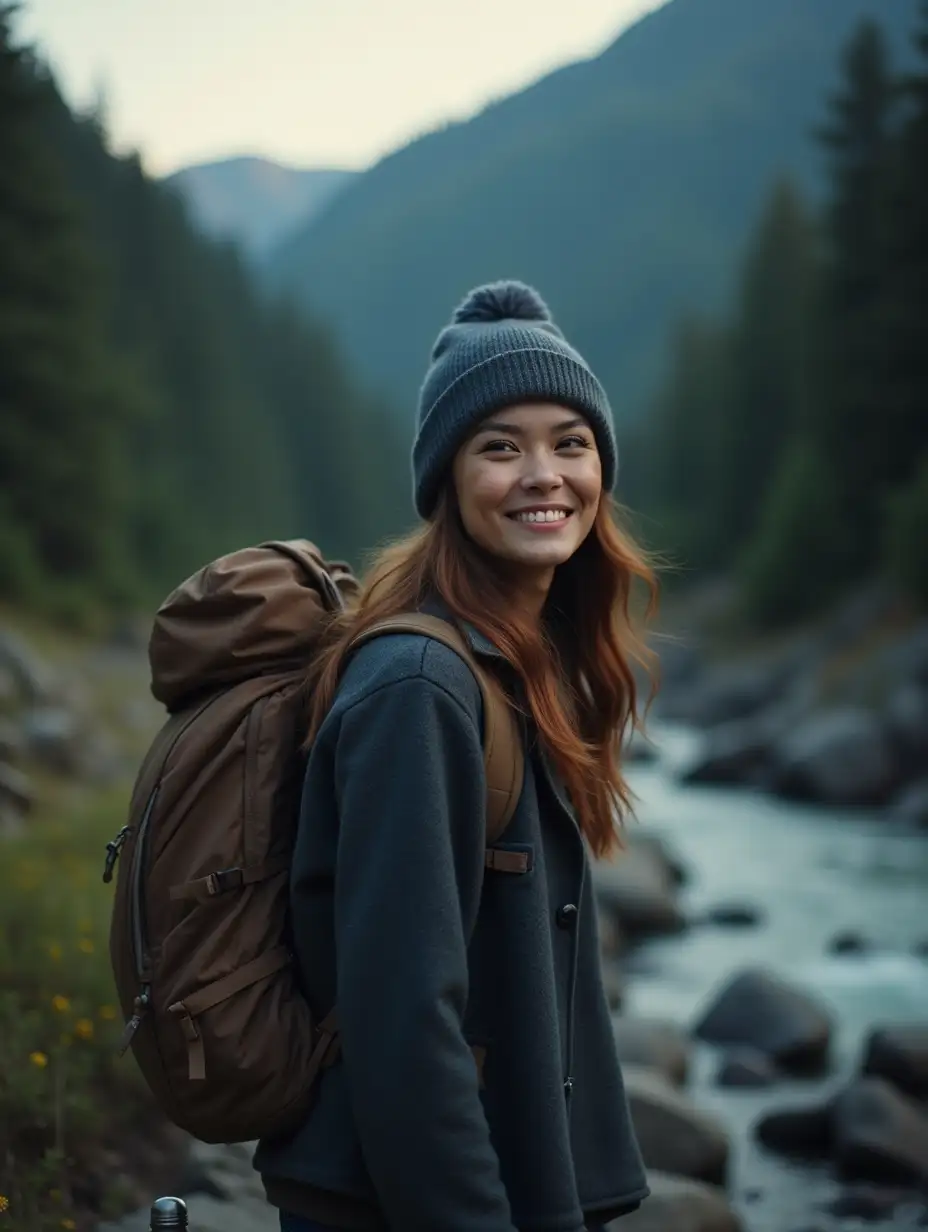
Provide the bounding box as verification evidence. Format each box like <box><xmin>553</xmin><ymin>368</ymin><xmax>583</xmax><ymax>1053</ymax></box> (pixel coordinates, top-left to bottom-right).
<box><xmin>612</xmin><ymin>1017</ymin><xmax>690</xmax><ymax>1087</ymax></box>
<box><xmin>678</xmin><ymin>719</ymin><xmax>772</xmax><ymax>787</ymax></box>
<box><xmin>607</xmin><ymin>1171</ymin><xmax>742</xmax><ymax>1232</ymax></box>
<box><xmin>694</xmin><ymin>968</ymin><xmax>833</xmax><ymax>1074</ymax></box>
<box><xmin>833</xmin><ymin>1077</ymin><xmax>928</xmax><ymax>1185</ymax></box>
<box><xmin>624</xmin><ymin>1066</ymin><xmax>730</xmax><ymax>1186</ymax></box>
<box><xmin>655</xmin><ymin>657</ymin><xmax>789</xmax><ymax>729</ymax></box>
<box><xmin>756</xmin><ymin>1099</ymin><xmax>834</xmax><ymax>1159</ymax></box>
<box><xmin>592</xmin><ymin>839</ymin><xmax>686</xmax><ymax>939</ymax></box>
<box><xmin>715</xmin><ymin>1047</ymin><xmax>779</xmax><ymax>1089</ymax></box>
<box><xmin>861</xmin><ymin>1024</ymin><xmax>928</xmax><ymax>1099</ymax></box>
<box><xmin>756</xmin><ymin>1077</ymin><xmax>928</xmax><ymax>1186</ymax></box>
<box><xmin>768</xmin><ymin>707</ymin><xmax>901</xmax><ymax>808</ymax></box>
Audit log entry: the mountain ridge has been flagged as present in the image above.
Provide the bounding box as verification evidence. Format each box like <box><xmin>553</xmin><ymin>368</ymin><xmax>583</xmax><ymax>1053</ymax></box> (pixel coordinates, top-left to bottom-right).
<box><xmin>262</xmin><ymin>0</ymin><xmax>918</xmax><ymax>427</ymax></box>
<box><xmin>165</xmin><ymin>155</ymin><xmax>354</xmax><ymax>259</ymax></box>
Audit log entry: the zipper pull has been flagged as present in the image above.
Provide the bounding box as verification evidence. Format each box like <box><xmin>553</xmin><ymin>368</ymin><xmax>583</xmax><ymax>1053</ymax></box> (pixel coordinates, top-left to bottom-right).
<box><xmin>117</xmin><ymin>986</ymin><xmax>150</xmax><ymax>1056</ymax></box>
<box><xmin>103</xmin><ymin>826</ymin><xmax>131</xmax><ymax>883</ymax></box>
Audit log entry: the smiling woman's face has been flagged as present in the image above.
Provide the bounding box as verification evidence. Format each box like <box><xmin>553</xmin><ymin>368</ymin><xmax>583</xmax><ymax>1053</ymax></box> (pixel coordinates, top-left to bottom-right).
<box><xmin>451</xmin><ymin>402</ymin><xmax>602</xmax><ymax>582</ymax></box>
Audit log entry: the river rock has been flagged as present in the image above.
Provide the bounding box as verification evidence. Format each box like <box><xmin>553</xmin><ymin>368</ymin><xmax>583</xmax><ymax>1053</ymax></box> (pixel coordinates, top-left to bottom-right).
<box><xmin>862</xmin><ymin>1024</ymin><xmax>928</xmax><ymax>1099</ymax></box>
<box><xmin>885</xmin><ymin>684</ymin><xmax>928</xmax><ymax>769</ymax></box>
<box><xmin>592</xmin><ymin>839</ymin><xmax>686</xmax><ymax>939</ymax></box>
<box><xmin>21</xmin><ymin>706</ymin><xmax>85</xmax><ymax>774</ymax></box>
<box><xmin>701</xmin><ymin>901</ymin><xmax>764</xmax><ymax>928</ymax></box>
<box><xmin>755</xmin><ymin>1100</ymin><xmax>834</xmax><ymax>1158</ymax></box>
<box><xmin>679</xmin><ymin>719</ymin><xmax>772</xmax><ymax>787</ymax></box>
<box><xmin>694</xmin><ymin>968</ymin><xmax>833</xmax><ymax>1074</ymax></box>
<box><xmin>833</xmin><ymin>1077</ymin><xmax>928</xmax><ymax>1185</ymax></box>
<box><xmin>827</xmin><ymin>929</ymin><xmax>870</xmax><ymax>955</ymax></box>
<box><xmin>889</xmin><ymin>779</ymin><xmax>928</xmax><ymax>828</ymax></box>
<box><xmin>0</xmin><ymin>628</ymin><xmax>55</xmax><ymax>703</ymax></box>
<box><xmin>627</xmin><ymin>829</ymin><xmax>688</xmax><ymax>886</ymax></box>
<box><xmin>624</xmin><ymin>1065</ymin><xmax>730</xmax><ymax>1185</ymax></box>
<box><xmin>716</xmin><ymin>1047</ymin><xmax>779</xmax><ymax>1088</ymax></box>
<box><xmin>769</xmin><ymin>707</ymin><xmax>900</xmax><ymax>807</ymax></box>
<box><xmin>612</xmin><ymin>1017</ymin><xmax>690</xmax><ymax>1087</ymax></box>
<box><xmin>608</xmin><ymin>1171</ymin><xmax>742</xmax><ymax>1231</ymax></box>
<box><xmin>825</xmin><ymin>1184</ymin><xmax>927</xmax><ymax>1223</ymax></box>
<box><xmin>656</xmin><ymin>657</ymin><xmax>788</xmax><ymax>729</ymax></box>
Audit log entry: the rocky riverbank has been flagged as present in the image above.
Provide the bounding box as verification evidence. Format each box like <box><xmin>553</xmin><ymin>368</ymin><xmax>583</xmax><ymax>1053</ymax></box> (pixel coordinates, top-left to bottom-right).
<box><xmin>3</xmin><ymin>606</ymin><xmax>927</xmax><ymax>1231</ymax></box>
<box><xmin>650</xmin><ymin>582</ymin><xmax>928</xmax><ymax>825</ymax></box>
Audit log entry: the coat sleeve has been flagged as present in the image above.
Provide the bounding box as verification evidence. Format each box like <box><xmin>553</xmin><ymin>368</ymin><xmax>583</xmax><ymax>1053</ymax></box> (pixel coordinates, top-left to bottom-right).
<box><xmin>331</xmin><ymin>670</ymin><xmax>517</xmax><ymax>1232</ymax></box>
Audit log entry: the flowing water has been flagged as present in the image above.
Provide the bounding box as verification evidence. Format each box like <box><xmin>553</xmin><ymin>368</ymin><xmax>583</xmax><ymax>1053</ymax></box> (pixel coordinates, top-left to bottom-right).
<box><xmin>623</xmin><ymin>724</ymin><xmax>928</xmax><ymax>1231</ymax></box>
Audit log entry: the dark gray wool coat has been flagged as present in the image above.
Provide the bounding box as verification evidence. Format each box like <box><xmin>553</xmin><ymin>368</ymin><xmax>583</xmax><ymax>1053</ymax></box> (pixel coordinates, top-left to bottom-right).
<box><xmin>254</xmin><ymin>616</ymin><xmax>650</xmax><ymax>1232</ymax></box>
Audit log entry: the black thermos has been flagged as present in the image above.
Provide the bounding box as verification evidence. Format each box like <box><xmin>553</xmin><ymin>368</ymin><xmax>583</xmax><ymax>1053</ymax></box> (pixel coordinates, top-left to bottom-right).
<box><xmin>149</xmin><ymin>1197</ymin><xmax>188</xmax><ymax>1232</ymax></box>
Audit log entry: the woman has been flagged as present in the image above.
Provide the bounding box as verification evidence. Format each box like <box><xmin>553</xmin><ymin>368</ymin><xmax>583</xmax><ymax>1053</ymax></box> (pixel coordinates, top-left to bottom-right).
<box><xmin>255</xmin><ymin>280</ymin><xmax>658</xmax><ymax>1231</ymax></box>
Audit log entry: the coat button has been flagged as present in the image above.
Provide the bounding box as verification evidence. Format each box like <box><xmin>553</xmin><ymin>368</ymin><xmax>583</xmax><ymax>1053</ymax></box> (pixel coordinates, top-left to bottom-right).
<box><xmin>555</xmin><ymin>903</ymin><xmax>578</xmax><ymax>930</ymax></box>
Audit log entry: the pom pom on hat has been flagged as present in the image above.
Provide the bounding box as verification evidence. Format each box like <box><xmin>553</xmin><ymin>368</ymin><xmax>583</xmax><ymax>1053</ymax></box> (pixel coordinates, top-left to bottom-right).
<box><xmin>452</xmin><ymin>279</ymin><xmax>552</xmax><ymax>325</ymax></box>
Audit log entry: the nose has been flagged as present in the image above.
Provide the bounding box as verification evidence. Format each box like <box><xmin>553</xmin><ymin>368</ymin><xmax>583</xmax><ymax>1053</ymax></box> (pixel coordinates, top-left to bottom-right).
<box><xmin>519</xmin><ymin>447</ymin><xmax>562</xmax><ymax>493</ymax></box>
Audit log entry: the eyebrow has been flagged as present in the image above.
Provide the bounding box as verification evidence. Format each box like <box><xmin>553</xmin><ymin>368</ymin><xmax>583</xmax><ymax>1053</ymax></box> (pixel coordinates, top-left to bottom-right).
<box><xmin>476</xmin><ymin>415</ymin><xmax>587</xmax><ymax>436</ymax></box>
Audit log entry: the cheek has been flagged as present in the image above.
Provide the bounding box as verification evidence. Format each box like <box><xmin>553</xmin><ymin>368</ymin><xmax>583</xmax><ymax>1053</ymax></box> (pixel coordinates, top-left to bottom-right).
<box><xmin>575</xmin><ymin>457</ymin><xmax>603</xmax><ymax>512</ymax></box>
<box><xmin>458</xmin><ymin>463</ymin><xmax>511</xmax><ymax>526</ymax></box>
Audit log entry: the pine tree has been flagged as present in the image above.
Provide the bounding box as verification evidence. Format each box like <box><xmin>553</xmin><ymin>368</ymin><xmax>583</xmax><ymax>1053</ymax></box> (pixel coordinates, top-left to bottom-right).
<box><xmin>0</xmin><ymin>8</ymin><xmax>140</xmax><ymax>611</ymax></box>
<box><xmin>814</xmin><ymin>19</ymin><xmax>897</xmax><ymax>565</ymax></box>
<box><xmin>882</xmin><ymin>0</ymin><xmax>928</xmax><ymax>488</ymax></box>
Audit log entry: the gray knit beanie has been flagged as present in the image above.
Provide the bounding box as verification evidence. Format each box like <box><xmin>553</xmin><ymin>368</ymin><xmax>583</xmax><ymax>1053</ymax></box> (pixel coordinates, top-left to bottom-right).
<box><xmin>412</xmin><ymin>280</ymin><xmax>617</xmax><ymax>518</ymax></box>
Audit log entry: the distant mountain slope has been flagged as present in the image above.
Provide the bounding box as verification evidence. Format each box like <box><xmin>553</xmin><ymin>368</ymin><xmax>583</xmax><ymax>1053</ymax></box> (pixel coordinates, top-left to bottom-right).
<box><xmin>165</xmin><ymin>156</ymin><xmax>354</xmax><ymax>259</ymax></box>
<box><xmin>263</xmin><ymin>0</ymin><xmax>917</xmax><ymax>428</ymax></box>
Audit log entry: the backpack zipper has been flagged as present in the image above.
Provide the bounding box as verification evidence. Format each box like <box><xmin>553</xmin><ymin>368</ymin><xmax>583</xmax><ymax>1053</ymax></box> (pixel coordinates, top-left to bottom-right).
<box><xmin>118</xmin><ymin>783</ymin><xmax>159</xmax><ymax>1054</ymax></box>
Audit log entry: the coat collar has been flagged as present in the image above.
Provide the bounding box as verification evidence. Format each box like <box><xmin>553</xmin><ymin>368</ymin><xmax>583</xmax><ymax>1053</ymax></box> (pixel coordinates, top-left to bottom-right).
<box><xmin>419</xmin><ymin>597</ymin><xmax>509</xmax><ymax>664</ymax></box>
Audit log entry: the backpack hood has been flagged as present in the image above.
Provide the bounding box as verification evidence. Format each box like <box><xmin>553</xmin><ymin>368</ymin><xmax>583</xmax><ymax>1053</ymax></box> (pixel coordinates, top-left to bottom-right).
<box><xmin>149</xmin><ymin>540</ymin><xmax>354</xmax><ymax>711</ymax></box>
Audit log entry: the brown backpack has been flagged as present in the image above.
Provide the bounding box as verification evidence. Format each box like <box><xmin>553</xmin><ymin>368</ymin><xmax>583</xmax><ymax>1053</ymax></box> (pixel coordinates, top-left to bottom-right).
<box><xmin>104</xmin><ymin>539</ymin><xmax>523</xmax><ymax>1145</ymax></box>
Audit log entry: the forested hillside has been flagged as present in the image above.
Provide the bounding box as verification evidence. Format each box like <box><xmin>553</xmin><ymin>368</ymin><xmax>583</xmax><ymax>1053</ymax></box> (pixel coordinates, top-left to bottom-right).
<box><xmin>633</xmin><ymin>10</ymin><xmax>928</xmax><ymax>624</ymax></box>
<box><xmin>0</xmin><ymin>8</ymin><xmax>408</xmax><ymax>624</ymax></box>
<box><xmin>263</xmin><ymin>0</ymin><xmax>917</xmax><ymax>430</ymax></box>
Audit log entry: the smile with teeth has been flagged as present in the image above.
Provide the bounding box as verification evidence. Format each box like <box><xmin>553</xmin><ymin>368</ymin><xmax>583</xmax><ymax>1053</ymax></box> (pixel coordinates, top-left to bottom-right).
<box><xmin>509</xmin><ymin>509</ymin><xmax>572</xmax><ymax>523</ymax></box>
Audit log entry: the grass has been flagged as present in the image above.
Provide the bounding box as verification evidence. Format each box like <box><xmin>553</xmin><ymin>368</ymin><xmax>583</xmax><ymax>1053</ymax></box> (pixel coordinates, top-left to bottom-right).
<box><xmin>0</xmin><ymin>620</ymin><xmax>184</xmax><ymax>1232</ymax></box>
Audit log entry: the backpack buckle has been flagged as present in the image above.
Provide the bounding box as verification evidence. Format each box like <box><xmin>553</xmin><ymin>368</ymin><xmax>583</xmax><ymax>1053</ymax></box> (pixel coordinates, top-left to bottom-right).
<box><xmin>207</xmin><ymin>868</ymin><xmax>244</xmax><ymax>896</ymax></box>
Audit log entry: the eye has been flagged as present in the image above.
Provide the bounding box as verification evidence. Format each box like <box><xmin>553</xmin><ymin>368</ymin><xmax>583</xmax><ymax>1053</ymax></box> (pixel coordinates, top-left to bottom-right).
<box><xmin>558</xmin><ymin>434</ymin><xmax>593</xmax><ymax>450</ymax></box>
<box><xmin>479</xmin><ymin>438</ymin><xmax>519</xmax><ymax>453</ymax></box>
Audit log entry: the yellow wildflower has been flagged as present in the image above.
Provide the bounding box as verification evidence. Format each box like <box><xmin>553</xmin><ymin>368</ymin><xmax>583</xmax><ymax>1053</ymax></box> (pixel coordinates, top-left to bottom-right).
<box><xmin>61</xmin><ymin>1220</ymin><xmax>75</xmax><ymax>1230</ymax></box>
<box><xmin>51</xmin><ymin>995</ymin><xmax>70</xmax><ymax>1014</ymax></box>
<box><xmin>48</xmin><ymin>943</ymin><xmax>62</xmax><ymax>961</ymax></box>
<box><xmin>74</xmin><ymin>1018</ymin><xmax>94</xmax><ymax>1041</ymax></box>
<box><xmin>98</xmin><ymin>1004</ymin><xmax>117</xmax><ymax>1020</ymax></box>
<box><xmin>29</xmin><ymin>1051</ymin><xmax>48</xmax><ymax>1069</ymax></box>
<box><xmin>78</xmin><ymin>938</ymin><xmax>94</xmax><ymax>954</ymax></box>
<box><xmin>0</xmin><ymin>1194</ymin><xmax>9</xmax><ymax>1212</ymax></box>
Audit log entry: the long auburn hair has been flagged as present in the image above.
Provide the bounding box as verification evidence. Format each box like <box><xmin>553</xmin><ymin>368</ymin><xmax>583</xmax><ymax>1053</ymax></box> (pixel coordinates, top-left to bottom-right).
<box><xmin>306</xmin><ymin>488</ymin><xmax>659</xmax><ymax>859</ymax></box>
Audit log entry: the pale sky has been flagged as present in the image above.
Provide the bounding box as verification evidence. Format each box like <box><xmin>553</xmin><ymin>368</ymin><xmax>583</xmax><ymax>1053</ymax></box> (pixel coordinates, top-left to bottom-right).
<box><xmin>15</xmin><ymin>0</ymin><xmax>665</xmax><ymax>176</ymax></box>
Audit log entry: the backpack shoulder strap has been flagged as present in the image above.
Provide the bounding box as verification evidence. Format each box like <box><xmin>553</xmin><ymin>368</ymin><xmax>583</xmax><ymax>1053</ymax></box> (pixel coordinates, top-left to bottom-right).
<box><xmin>349</xmin><ymin>614</ymin><xmax>523</xmax><ymax>842</ymax></box>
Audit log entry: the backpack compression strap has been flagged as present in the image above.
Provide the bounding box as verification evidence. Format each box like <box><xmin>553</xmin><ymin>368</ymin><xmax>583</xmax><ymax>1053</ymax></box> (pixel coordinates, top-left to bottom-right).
<box><xmin>347</xmin><ymin>614</ymin><xmax>524</xmax><ymax>845</ymax></box>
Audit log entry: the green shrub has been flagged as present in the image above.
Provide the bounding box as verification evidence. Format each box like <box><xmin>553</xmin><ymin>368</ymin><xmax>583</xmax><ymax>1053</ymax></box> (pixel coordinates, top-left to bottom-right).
<box><xmin>0</xmin><ymin>784</ymin><xmax>167</xmax><ymax>1232</ymax></box>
